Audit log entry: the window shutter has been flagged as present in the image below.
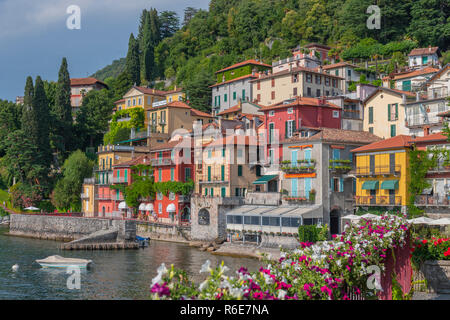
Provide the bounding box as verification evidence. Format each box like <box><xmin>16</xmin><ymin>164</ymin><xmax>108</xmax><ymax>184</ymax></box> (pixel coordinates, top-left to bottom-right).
<box><xmin>293</xmin><ymin>119</ymin><xmax>296</xmax><ymax>132</ymax></box>
<box><xmin>340</xmin><ymin>178</ymin><xmax>344</xmax><ymax>192</ymax></box>
<box><xmin>388</xmin><ymin>104</ymin><xmax>391</xmax><ymax>121</ymax></box>
<box><xmin>285</xmin><ymin>121</ymin><xmax>288</xmax><ymax>138</ymax></box>
<box><xmin>330</xmin><ymin>177</ymin><xmax>334</xmax><ymax>191</ymax></box>
<box><xmin>395</xmin><ymin>104</ymin><xmax>398</xmax><ymax>120</ymax></box>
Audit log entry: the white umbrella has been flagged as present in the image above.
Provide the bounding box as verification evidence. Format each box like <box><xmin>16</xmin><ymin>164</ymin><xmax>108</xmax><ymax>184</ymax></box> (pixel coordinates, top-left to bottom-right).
<box><xmin>342</xmin><ymin>214</ymin><xmax>361</xmax><ymax>221</ymax></box>
<box><xmin>427</xmin><ymin>218</ymin><xmax>450</xmax><ymax>226</ymax></box>
<box><xmin>24</xmin><ymin>206</ymin><xmax>40</xmax><ymax>211</ymax></box>
<box><xmin>409</xmin><ymin>217</ymin><xmax>435</xmax><ymax>225</ymax></box>
<box><xmin>361</xmin><ymin>213</ymin><xmax>379</xmax><ymax>219</ymax></box>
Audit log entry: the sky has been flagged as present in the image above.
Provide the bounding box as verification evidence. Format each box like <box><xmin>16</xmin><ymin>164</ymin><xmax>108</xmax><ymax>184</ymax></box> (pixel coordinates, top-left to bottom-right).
<box><xmin>0</xmin><ymin>0</ymin><xmax>210</xmax><ymax>101</ymax></box>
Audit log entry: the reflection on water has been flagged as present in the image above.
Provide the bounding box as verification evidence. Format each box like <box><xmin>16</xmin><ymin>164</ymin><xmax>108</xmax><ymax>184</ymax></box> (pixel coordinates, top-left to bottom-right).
<box><xmin>0</xmin><ymin>226</ymin><xmax>262</xmax><ymax>300</ymax></box>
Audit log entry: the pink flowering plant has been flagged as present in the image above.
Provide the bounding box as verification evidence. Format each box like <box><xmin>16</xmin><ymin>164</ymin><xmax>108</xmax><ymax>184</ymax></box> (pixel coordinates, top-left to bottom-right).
<box><xmin>150</xmin><ymin>214</ymin><xmax>409</xmax><ymax>300</ymax></box>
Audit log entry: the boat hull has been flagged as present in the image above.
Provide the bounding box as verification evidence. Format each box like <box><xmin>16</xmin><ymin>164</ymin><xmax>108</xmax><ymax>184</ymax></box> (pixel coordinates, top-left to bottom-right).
<box><xmin>36</xmin><ymin>255</ymin><xmax>92</xmax><ymax>268</ymax></box>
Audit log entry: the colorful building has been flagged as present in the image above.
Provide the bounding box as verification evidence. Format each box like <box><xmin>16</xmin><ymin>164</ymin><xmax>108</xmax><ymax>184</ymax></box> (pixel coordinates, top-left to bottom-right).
<box><xmin>211</xmin><ymin>59</ymin><xmax>272</xmax><ymax>115</ymax></box>
<box><xmin>81</xmin><ymin>178</ymin><xmax>97</xmax><ymax>217</ymax></box>
<box><xmin>216</xmin><ymin>100</ymin><xmax>263</xmax><ymax>120</ymax></box>
<box><xmin>382</xmin><ymin>67</ymin><xmax>440</xmax><ymax>92</ymax></box>
<box><xmin>425</xmin><ymin>63</ymin><xmax>450</xmax><ymax>99</ymax></box>
<box><xmin>323</xmin><ymin>62</ymin><xmax>376</xmax><ymax>94</ymax></box>
<box><xmin>408</xmin><ymin>46</ymin><xmax>440</xmax><ymax>70</ymax></box>
<box><xmin>70</xmin><ymin>77</ymin><xmax>108</xmax><ymax>114</ymax></box>
<box><xmin>352</xmin><ymin>135</ymin><xmax>412</xmax><ymax>211</ymax></box>
<box><xmin>363</xmin><ymin>87</ymin><xmax>416</xmax><ymax>139</ymax></box>
<box><xmin>150</xmin><ymin>138</ymin><xmax>195</xmax><ymax>224</ymax></box>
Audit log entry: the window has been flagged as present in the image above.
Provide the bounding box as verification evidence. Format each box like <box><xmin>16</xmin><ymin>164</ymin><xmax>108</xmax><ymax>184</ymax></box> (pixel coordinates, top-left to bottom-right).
<box><xmin>224</xmin><ymin>94</ymin><xmax>227</xmax><ymax>102</ymax></box>
<box><xmin>257</xmin><ymin>94</ymin><xmax>261</xmax><ymax>102</ymax></box>
<box><xmin>221</xmin><ymin>187</ymin><xmax>226</xmax><ymax>197</ymax></box>
<box><xmin>271</xmin><ymin>91</ymin><xmax>275</xmax><ymax>100</ymax></box>
<box><xmin>170</xmin><ymin>168</ymin><xmax>174</xmax><ymax>181</ymax></box>
<box><xmin>221</xmin><ymin>165</ymin><xmax>225</xmax><ymax>181</ymax></box>
<box><xmin>210</xmin><ymin>188</ymin><xmax>214</xmax><ymax>196</ymax></box>
<box><xmin>315</xmin><ymin>75</ymin><xmax>321</xmax><ymax>84</ymax></box>
<box><xmin>127</xmin><ymin>99</ymin><xmax>131</xmax><ymax>107</ymax></box>
<box><xmin>158</xmin><ymin>168</ymin><xmax>162</xmax><ymax>182</ymax></box>
<box><xmin>333</xmin><ymin>110</ymin><xmax>339</xmax><ymax>118</ymax></box>
<box><xmin>269</xmin><ymin>111</ymin><xmax>274</xmax><ymax>117</ymax></box>
<box><xmin>185</xmin><ymin>167</ymin><xmax>191</xmax><ymax>181</ymax></box>
<box><xmin>257</xmin><ymin>81</ymin><xmax>261</xmax><ymax>90</ymax></box>
<box><xmin>293</xmin><ymin>87</ymin><xmax>298</xmax><ymax>96</ymax></box>
<box><xmin>316</xmin><ymin>89</ymin><xmax>321</xmax><ymax>97</ymax></box>
<box><xmin>208</xmin><ymin>166</ymin><xmax>211</xmax><ymax>181</ymax></box>
<box><xmin>238</xmin><ymin>165</ymin><xmax>243</xmax><ymax>176</ymax></box>
<box><xmin>208</xmin><ymin>149</ymin><xmax>212</xmax><ymax>159</ymax></box>
<box><xmin>286</xmin><ymin>120</ymin><xmax>295</xmax><ymax>138</ymax></box>
<box><xmin>287</xmin><ymin>107</ymin><xmax>293</xmax><ymax>114</ymax></box>
<box><xmin>292</xmin><ymin>74</ymin><xmax>299</xmax><ymax>83</ymax></box>
<box><xmin>133</xmin><ymin>98</ymin><xmax>136</xmax><ymax>106</ymax></box>
<box><xmin>326</xmin><ymin>90</ymin><xmax>330</xmax><ymax>96</ymax></box>
<box><xmin>233</xmin><ymin>92</ymin><xmax>236</xmax><ymax>100</ymax></box>
<box><xmin>158</xmin><ymin>203</ymin><xmax>162</xmax><ymax>214</ymax></box>
<box><xmin>306</xmin><ymin>73</ymin><xmax>312</xmax><ymax>83</ymax></box>
<box><xmin>390</xmin><ymin>124</ymin><xmax>396</xmax><ymax>137</ymax></box>
<box><xmin>271</xmin><ymin>78</ymin><xmax>275</xmax><ymax>87</ymax></box>
<box><xmin>307</xmin><ymin>87</ymin><xmax>312</xmax><ymax>97</ymax></box>
<box><xmin>335</xmin><ymin>70</ymin><xmax>339</xmax><ymax>76</ymax></box>
<box><xmin>269</xmin><ymin>123</ymin><xmax>274</xmax><ymax>144</ymax></box>
<box><xmin>325</xmin><ymin>77</ymin><xmax>330</xmax><ymax>86</ymax></box>
<box><xmin>369</xmin><ymin>127</ymin><xmax>374</xmax><ymax>134</ymax></box>
<box><xmin>205</xmin><ymin>188</ymin><xmax>208</xmax><ymax>196</ymax></box>
<box><xmin>138</xmin><ymin>98</ymin><xmax>142</xmax><ymax>105</ymax></box>
<box><xmin>242</xmin><ymin>89</ymin><xmax>246</xmax><ymax>100</ymax></box>
<box><xmin>388</xmin><ymin>103</ymin><xmax>398</xmax><ymax>121</ymax></box>
<box><xmin>169</xmin><ymin>192</ymin><xmax>175</xmax><ymax>200</ymax></box>
<box><xmin>368</xmin><ymin>107</ymin><xmax>374</xmax><ymax>124</ymax></box>
<box><xmin>347</xmin><ymin>69</ymin><xmax>351</xmax><ymax>77</ymax></box>
<box><xmin>237</xmin><ymin>149</ymin><xmax>243</xmax><ymax>158</ymax></box>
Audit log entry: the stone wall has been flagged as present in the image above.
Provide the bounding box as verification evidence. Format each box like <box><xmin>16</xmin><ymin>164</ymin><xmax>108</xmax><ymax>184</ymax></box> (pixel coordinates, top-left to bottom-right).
<box><xmin>413</xmin><ymin>260</ymin><xmax>450</xmax><ymax>294</ymax></box>
<box><xmin>136</xmin><ymin>222</ymin><xmax>189</xmax><ymax>243</ymax></box>
<box><xmin>9</xmin><ymin>214</ymin><xmax>134</xmax><ymax>242</ymax></box>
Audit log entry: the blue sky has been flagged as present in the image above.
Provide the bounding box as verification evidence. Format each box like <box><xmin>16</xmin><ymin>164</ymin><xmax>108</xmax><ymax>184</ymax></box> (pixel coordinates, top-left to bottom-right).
<box><xmin>0</xmin><ymin>0</ymin><xmax>210</xmax><ymax>101</ymax></box>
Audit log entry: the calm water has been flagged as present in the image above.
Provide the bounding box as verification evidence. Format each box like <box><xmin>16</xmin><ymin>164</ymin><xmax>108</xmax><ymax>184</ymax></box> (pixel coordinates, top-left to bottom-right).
<box><xmin>0</xmin><ymin>226</ymin><xmax>262</xmax><ymax>300</ymax></box>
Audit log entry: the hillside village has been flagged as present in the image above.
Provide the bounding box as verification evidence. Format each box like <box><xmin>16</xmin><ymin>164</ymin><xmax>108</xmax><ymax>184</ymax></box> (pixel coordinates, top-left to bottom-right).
<box><xmin>66</xmin><ymin>42</ymin><xmax>450</xmax><ymax>245</ymax></box>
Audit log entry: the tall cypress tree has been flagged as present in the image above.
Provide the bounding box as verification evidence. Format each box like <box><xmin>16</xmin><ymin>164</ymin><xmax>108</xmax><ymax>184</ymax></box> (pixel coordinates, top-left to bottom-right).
<box><xmin>53</xmin><ymin>57</ymin><xmax>73</xmax><ymax>157</ymax></box>
<box><xmin>140</xmin><ymin>8</ymin><xmax>161</xmax><ymax>84</ymax></box>
<box><xmin>126</xmin><ymin>33</ymin><xmax>141</xmax><ymax>86</ymax></box>
<box><xmin>33</xmin><ymin>76</ymin><xmax>52</xmax><ymax>166</ymax></box>
<box><xmin>22</xmin><ymin>76</ymin><xmax>34</xmax><ymax>136</ymax></box>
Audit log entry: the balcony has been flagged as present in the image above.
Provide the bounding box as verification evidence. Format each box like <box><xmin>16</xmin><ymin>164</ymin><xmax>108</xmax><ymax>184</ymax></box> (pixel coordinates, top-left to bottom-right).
<box><xmin>94</xmin><ymin>165</ymin><xmax>113</xmax><ymax>172</ymax></box>
<box><xmin>342</xmin><ymin>109</ymin><xmax>361</xmax><ymax>119</ymax></box>
<box><xmin>355</xmin><ymin>196</ymin><xmax>402</xmax><ymax>206</ymax></box>
<box><xmin>199</xmin><ymin>175</ymin><xmax>228</xmax><ymax>184</ymax></box>
<box><xmin>80</xmin><ymin>193</ymin><xmax>89</xmax><ymax>199</ymax></box>
<box><xmin>281</xmin><ymin>160</ymin><xmax>316</xmax><ymax>174</ymax></box>
<box><xmin>83</xmin><ymin>178</ymin><xmax>95</xmax><ymax>185</ymax></box>
<box><xmin>356</xmin><ymin>165</ymin><xmax>401</xmax><ymax>177</ymax></box>
<box><xmin>282</xmin><ymin>193</ymin><xmax>315</xmax><ymax>205</ymax></box>
<box><xmin>151</xmin><ymin>158</ymin><xmax>174</xmax><ymax>166</ymax></box>
<box><xmin>428</xmin><ymin>161</ymin><xmax>450</xmax><ymax>174</ymax></box>
<box><xmin>415</xmin><ymin>195</ymin><xmax>449</xmax><ymax>207</ymax></box>
<box><xmin>329</xmin><ymin>160</ymin><xmax>352</xmax><ymax>173</ymax></box>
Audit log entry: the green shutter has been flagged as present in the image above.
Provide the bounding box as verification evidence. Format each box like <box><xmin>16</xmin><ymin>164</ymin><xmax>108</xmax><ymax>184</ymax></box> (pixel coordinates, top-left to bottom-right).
<box><xmin>285</xmin><ymin>121</ymin><xmax>288</xmax><ymax>138</ymax></box>
<box><xmin>395</xmin><ymin>103</ymin><xmax>398</xmax><ymax>120</ymax></box>
<box><xmin>391</xmin><ymin>124</ymin><xmax>396</xmax><ymax>137</ymax></box>
<box><xmin>224</xmin><ymin>94</ymin><xmax>227</xmax><ymax>102</ymax></box>
<box><xmin>388</xmin><ymin>104</ymin><xmax>391</xmax><ymax>121</ymax></box>
<box><xmin>211</xmin><ymin>188</ymin><xmax>214</xmax><ymax>196</ymax></box>
<box><xmin>221</xmin><ymin>165</ymin><xmax>225</xmax><ymax>181</ymax></box>
<box><xmin>205</xmin><ymin>188</ymin><xmax>208</xmax><ymax>196</ymax></box>
<box><xmin>221</xmin><ymin>187</ymin><xmax>226</xmax><ymax>197</ymax></box>
<box><xmin>238</xmin><ymin>165</ymin><xmax>242</xmax><ymax>176</ymax></box>
<box><xmin>369</xmin><ymin>107</ymin><xmax>373</xmax><ymax>124</ymax></box>
<box><xmin>208</xmin><ymin>166</ymin><xmax>211</xmax><ymax>181</ymax></box>
<box><xmin>292</xmin><ymin>119</ymin><xmax>296</xmax><ymax>132</ymax></box>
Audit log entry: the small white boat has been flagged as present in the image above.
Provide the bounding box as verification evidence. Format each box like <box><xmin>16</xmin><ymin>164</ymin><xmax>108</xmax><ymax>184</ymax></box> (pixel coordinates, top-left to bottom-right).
<box><xmin>36</xmin><ymin>255</ymin><xmax>92</xmax><ymax>268</ymax></box>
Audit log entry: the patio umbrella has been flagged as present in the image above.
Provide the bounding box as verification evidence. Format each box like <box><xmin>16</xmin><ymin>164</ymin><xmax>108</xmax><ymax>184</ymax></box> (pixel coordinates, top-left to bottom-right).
<box><xmin>360</xmin><ymin>213</ymin><xmax>379</xmax><ymax>219</ymax></box>
<box><xmin>408</xmin><ymin>217</ymin><xmax>435</xmax><ymax>225</ymax></box>
<box><xmin>342</xmin><ymin>214</ymin><xmax>361</xmax><ymax>221</ymax></box>
<box><xmin>427</xmin><ymin>218</ymin><xmax>450</xmax><ymax>226</ymax></box>
<box><xmin>24</xmin><ymin>206</ymin><xmax>40</xmax><ymax>211</ymax></box>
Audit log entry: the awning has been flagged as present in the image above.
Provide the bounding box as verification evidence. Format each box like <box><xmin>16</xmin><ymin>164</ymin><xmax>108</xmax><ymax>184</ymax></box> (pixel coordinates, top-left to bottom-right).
<box><xmin>421</xmin><ymin>188</ymin><xmax>433</xmax><ymax>195</ymax></box>
<box><xmin>252</xmin><ymin>175</ymin><xmax>278</xmax><ymax>185</ymax></box>
<box><xmin>362</xmin><ymin>181</ymin><xmax>379</xmax><ymax>190</ymax></box>
<box><xmin>118</xmin><ymin>201</ymin><xmax>128</xmax><ymax>209</ymax></box>
<box><xmin>381</xmin><ymin>180</ymin><xmax>399</xmax><ymax>190</ymax></box>
<box><xmin>166</xmin><ymin>203</ymin><xmax>176</xmax><ymax>213</ymax></box>
<box><xmin>145</xmin><ymin>203</ymin><xmax>154</xmax><ymax>212</ymax></box>
<box><xmin>138</xmin><ymin>203</ymin><xmax>147</xmax><ymax>211</ymax></box>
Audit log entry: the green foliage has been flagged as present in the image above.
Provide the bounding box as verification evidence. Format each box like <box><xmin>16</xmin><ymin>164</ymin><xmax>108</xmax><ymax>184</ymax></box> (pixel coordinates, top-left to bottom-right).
<box><xmin>91</xmin><ymin>58</ymin><xmax>127</xmax><ymax>81</ymax></box>
<box><xmin>50</xmin><ymin>150</ymin><xmax>94</xmax><ymax>211</ymax></box>
<box><xmin>154</xmin><ymin>179</ymin><xmax>194</xmax><ymax>196</ymax></box>
<box><xmin>9</xmin><ymin>182</ymin><xmax>44</xmax><ymax>209</ymax></box>
<box><xmin>441</xmin><ymin>51</ymin><xmax>450</xmax><ymax>66</ymax></box>
<box><xmin>0</xmin><ymin>99</ymin><xmax>22</xmax><ymax>156</ymax></box>
<box><xmin>298</xmin><ymin>224</ymin><xmax>328</xmax><ymax>243</ymax></box>
<box><xmin>103</xmin><ymin>107</ymin><xmax>145</xmax><ymax>145</ymax></box>
<box><xmin>126</xmin><ymin>33</ymin><xmax>141</xmax><ymax>86</ymax></box>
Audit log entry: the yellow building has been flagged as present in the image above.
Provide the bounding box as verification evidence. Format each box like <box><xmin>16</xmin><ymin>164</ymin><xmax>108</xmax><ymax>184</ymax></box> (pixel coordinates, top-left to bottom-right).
<box><xmin>81</xmin><ymin>178</ymin><xmax>96</xmax><ymax>217</ymax></box>
<box><xmin>196</xmin><ymin>135</ymin><xmax>260</xmax><ymax>197</ymax></box>
<box><xmin>122</xmin><ymin>86</ymin><xmax>167</xmax><ymax>110</ymax></box>
<box><xmin>164</xmin><ymin>87</ymin><xmax>185</xmax><ymax>103</ymax></box>
<box><xmin>363</xmin><ymin>87</ymin><xmax>416</xmax><ymax>139</ymax></box>
<box><xmin>351</xmin><ymin>135</ymin><xmax>412</xmax><ymax>210</ymax></box>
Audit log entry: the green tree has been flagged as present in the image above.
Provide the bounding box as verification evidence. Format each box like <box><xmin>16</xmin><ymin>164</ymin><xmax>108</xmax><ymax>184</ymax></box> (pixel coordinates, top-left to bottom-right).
<box><xmin>51</xmin><ymin>150</ymin><xmax>94</xmax><ymax>211</ymax></box>
<box><xmin>53</xmin><ymin>57</ymin><xmax>73</xmax><ymax>158</ymax></box>
<box><xmin>126</xmin><ymin>33</ymin><xmax>141</xmax><ymax>86</ymax></box>
<box><xmin>33</xmin><ymin>76</ymin><xmax>53</xmax><ymax>166</ymax></box>
<box><xmin>21</xmin><ymin>76</ymin><xmax>34</xmax><ymax>138</ymax></box>
<box><xmin>159</xmin><ymin>11</ymin><xmax>179</xmax><ymax>39</ymax></box>
<box><xmin>184</xmin><ymin>69</ymin><xmax>214</xmax><ymax>112</ymax></box>
<box><xmin>0</xmin><ymin>99</ymin><xmax>22</xmax><ymax>155</ymax></box>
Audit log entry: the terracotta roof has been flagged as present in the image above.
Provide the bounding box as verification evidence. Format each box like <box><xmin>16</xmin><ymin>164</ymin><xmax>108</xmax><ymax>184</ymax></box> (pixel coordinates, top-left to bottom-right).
<box><xmin>351</xmin><ymin>135</ymin><xmax>412</xmax><ymax>153</ymax></box>
<box><xmin>410</xmin><ymin>133</ymin><xmax>449</xmax><ymax>144</ymax></box>
<box><xmin>114</xmin><ymin>99</ymin><xmax>125</xmax><ymax>104</ymax></box>
<box><xmin>150</xmin><ymin>100</ymin><xmax>213</xmax><ymax>118</ymax></box>
<box><xmin>238</xmin><ymin>113</ymin><xmax>264</xmax><ymax>121</ymax></box>
<box><xmin>190</xmin><ymin>108</ymin><xmax>214</xmax><ymax>118</ymax></box>
<box><xmin>322</xmin><ymin>62</ymin><xmax>358</xmax><ymax>70</ymax></box>
<box><xmin>260</xmin><ymin>96</ymin><xmax>341</xmax><ymax>112</ymax></box>
<box><xmin>282</xmin><ymin>128</ymin><xmax>382</xmax><ymax>145</ymax></box>
<box><xmin>391</xmin><ymin>67</ymin><xmax>439</xmax><ymax>80</ymax></box>
<box><xmin>426</xmin><ymin>63</ymin><xmax>450</xmax><ymax>85</ymax></box>
<box><xmin>70</xmin><ymin>77</ymin><xmax>107</xmax><ymax>87</ymax></box>
<box><xmin>217</xmin><ymin>104</ymin><xmax>242</xmax><ymax>116</ymax></box>
<box><xmin>134</xmin><ymin>86</ymin><xmax>168</xmax><ymax>97</ymax></box>
<box><xmin>210</xmin><ymin>74</ymin><xmax>258</xmax><ymax>88</ymax></box>
<box><xmin>165</xmin><ymin>88</ymin><xmax>183</xmax><ymax>94</ymax></box>
<box><xmin>113</xmin><ymin>154</ymin><xmax>152</xmax><ymax>168</ymax></box>
<box><xmin>150</xmin><ymin>138</ymin><xmax>193</xmax><ymax>152</ymax></box>
<box><xmin>408</xmin><ymin>47</ymin><xmax>439</xmax><ymax>56</ymax></box>
<box><xmin>215</xmin><ymin>60</ymin><xmax>272</xmax><ymax>74</ymax></box>
<box><xmin>363</xmin><ymin>87</ymin><xmax>416</xmax><ymax>104</ymax></box>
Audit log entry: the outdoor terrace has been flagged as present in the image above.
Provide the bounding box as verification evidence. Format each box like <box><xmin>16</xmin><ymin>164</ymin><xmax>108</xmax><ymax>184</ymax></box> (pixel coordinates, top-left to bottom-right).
<box><xmin>356</xmin><ymin>165</ymin><xmax>401</xmax><ymax>177</ymax></box>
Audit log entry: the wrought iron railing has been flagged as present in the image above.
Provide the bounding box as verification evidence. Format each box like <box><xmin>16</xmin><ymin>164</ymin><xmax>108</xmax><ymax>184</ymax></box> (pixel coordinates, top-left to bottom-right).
<box><xmin>355</xmin><ymin>196</ymin><xmax>402</xmax><ymax>206</ymax></box>
<box><xmin>356</xmin><ymin>165</ymin><xmax>401</xmax><ymax>176</ymax></box>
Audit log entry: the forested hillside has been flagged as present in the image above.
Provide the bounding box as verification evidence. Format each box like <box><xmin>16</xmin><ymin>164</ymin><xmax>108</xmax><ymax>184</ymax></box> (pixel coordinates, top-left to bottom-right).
<box><xmin>92</xmin><ymin>0</ymin><xmax>449</xmax><ymax>100</ymax></box>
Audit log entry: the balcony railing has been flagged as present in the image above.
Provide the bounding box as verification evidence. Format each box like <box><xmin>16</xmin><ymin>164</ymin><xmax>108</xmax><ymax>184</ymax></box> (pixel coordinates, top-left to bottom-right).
<box><xmin>83</xmin><ymin>178</ymin><xmax>95</xmax><ymax>184</ymax></box>
<box><xmin>329</xmin><ymin>160</ymin><xmax>352</xmax><ymax>173</ymax></box>
<box><xmin>342</xmin><ymin>109</ymin><xmax>361</xmax><ymax>119</ymax></box>
<box><xmin>428</xmin><ymin>162</ymin><xmax>450</xmax><ymax>173</ymax></box>
<box><xmin>80</xmin><ymin>193</ymin><xmax>89</xmax><ymax>199</ymax></box>
<box><xmin>95</xmin><ymin>194</ymin><xmax>113</xmax><ymax>200</ymax></box>
<box><xmin>152</xmin><ymin>100</ymin><xmax>168</xmax><ymax>107</ymax></box>
<box><xmin>282</xmin><ymin>193</ymin><xmax>315</xmax><ymax>205</ymax></box>
<box><xmin>113</xmin><ymin>177</ymin><xmax>128</xmax><ymax>184</ymax></box>
<box><xmin>281</xmin><ymin>160</ymin><xmax>316</xmax><ymax>174</ymax></box>
<box><xmin>94</xmin><ymin>165</ymin><xmax>113</xmax><ymax>172</ymax></box>
<box><xmin>355</xmin><ymin>196</ymin><xmax>402</xmax><ymax>206</ymax></box>
<box><xmin>415</xmin><ymin>195</ymin><xmax>450</xmax><ymax>207</ymax></box>
<box><xmin>151</xmin><ymin>158</ymin><xmax>174</xmax><ymax>166</ymax></box>
<box><xmin>356</xmin><ymin>165</ymin><xmax>401</xmax><ymax>176</ymax></box>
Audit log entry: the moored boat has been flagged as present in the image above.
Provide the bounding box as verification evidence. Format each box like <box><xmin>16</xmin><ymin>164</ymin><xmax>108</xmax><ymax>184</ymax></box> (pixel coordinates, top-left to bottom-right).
<box><xmin>36</xmin><ymin>255</ymin><xmax>93</xmax><ymax>268</ymax></box>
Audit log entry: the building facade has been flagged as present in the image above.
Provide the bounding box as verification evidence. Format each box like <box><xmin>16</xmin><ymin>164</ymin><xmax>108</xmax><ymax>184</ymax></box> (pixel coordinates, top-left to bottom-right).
<box><xmin>408</xmin><ymin>47</ymin><xmax>440</xmax><ymax>70</ymax></box>
<box><xmin>70</xmin><ymin>77</ymin><xmax>108</xmax><ymax>114</ymax></box>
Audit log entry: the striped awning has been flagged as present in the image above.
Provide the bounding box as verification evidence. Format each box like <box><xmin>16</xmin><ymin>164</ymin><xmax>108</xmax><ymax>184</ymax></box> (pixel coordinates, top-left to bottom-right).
<box><xmin>362</xmin><ymin>181</ymin><xmax>379</xmax><ymax>190</ymax></box>
<box><xmin>252</xmin><ymin>175</ymin><xmax>278</xmax><ymax>185</ymax></box>
<box><xmin>380</xmin><ymin>180</ymin><xmax>399</xmax><ymax>190</ymax></box>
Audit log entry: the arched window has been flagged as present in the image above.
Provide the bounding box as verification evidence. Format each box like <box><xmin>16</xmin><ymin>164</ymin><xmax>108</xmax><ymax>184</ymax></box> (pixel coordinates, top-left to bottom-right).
<box><xmin>198</xmin><ymin>208</ymin><xmax>210</xmax><ymax>226</ymax></box>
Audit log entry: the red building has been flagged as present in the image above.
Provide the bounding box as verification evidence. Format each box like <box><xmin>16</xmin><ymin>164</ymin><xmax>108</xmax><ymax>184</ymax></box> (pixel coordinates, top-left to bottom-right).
<box><xmin>260</xmin><ymin>96</ymin><xmax>342</xmax><ymax>163</ymax></box>
<box><xmin>150</xmin><ymin>138</ymin><xmax>195</xmax><ymax>225</ymax></box>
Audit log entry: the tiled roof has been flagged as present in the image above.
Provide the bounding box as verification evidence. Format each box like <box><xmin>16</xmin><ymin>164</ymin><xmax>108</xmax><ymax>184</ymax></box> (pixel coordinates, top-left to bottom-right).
<box><xmin>114</xmin><ymin>99</ymin><xmax>125</xmax><ymax>104</ymax></box>
<box><xmin>210</xmin><ymin>74</ymin><xmax>258</xmax><ymax>88</ymax></box>
<box><xmin>408</xmin><ymin>47</ymin><xmax>439</xmax><ymax>56</ymax></box>
<box><xmin>410</xmin><ymin>133</ymin><xmax>448</xmax><ymax>144</ymax></box>
<box><xmin>322</xmin><ymin>62</ymin><xmax>358</xmax><ymax>70</ymax></box>
<box><xmin>426</xmin><ymin>63</ymin><xmax>450</xmax><ymax>85</ymax></box>
<box><xmin>150</xmin><ymin>100</ymin><xmax>213</xmax><ymax>117</ymax></box>
<box><xmin>113</xmin><ymin>154</ymin><xmax>152</xmax><ymax>167</ymax></box>
<box><xmin>363</xmin><ymin>87</ymin><xmax>416</xmax><ymax>104</ymax></box>
<box><xmin>215</xmin><ymin>59</ymin><xmax>272</xmax><ymax>74</ymax></box>
<box><xmin>351</xmin><ymin>135</ymin><xmax>412</xmax><ymax>153</ymax></box>
<box><xmin>150</xmin><ymin>138</ymin><xmax>193</xmax><ymax>151</ymax></box>
<box><xmin>190</xmin><ymin>108</ymin><xmax>214</xmax><ymax>118</ymax></box>
<box><xmin>70</xmin><ymin>77</ymin><xmax>107</xmax><ymax>87</ymax></box>
<box><xmin>282</xmin><ymin>128</ymin><xmax>382</xmax><ymax>145</ymax></box>
<box><xmin>260</xmin><ymin>97</ymin><xmax>341</xmax><ymax>111</ymax></box>
<box><xmin>217</xmin><ymin>104</ymin><xmax>241</xmax><ymax>116</ymax></box>
<box><xmin>391</xmin><ymin>67</ymin><xmax>439</xmax><ymax>80</ymax></box>
<box><xmin>134</xmin><ymin>86</ymin><xmax>168</xmax><ymax>97</ymax></box>
<box><xmin>303</xmin><ymin>43</ymin><xmax>331</xmax><ymax>50</ymax></box>
<box><xmin>208</xmin><ymin>135</ymin><xmax>259</xmax><ymax>147</ymax></box>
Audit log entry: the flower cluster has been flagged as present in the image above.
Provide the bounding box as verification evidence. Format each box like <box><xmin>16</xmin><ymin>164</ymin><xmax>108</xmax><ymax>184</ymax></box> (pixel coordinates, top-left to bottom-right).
<box><xmin>411</xmin><ymin>236</ymin><xmax>450</xmax><ymax>267</ymax></box>
<box><xmin>150</xmin><ymin>214</ymin><xmax>409</xmax><ymax>300</ymax></box>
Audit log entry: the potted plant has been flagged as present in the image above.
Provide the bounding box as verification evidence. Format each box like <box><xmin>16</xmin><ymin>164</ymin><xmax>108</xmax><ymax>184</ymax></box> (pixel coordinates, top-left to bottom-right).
<box><xmin>309</xmin><ymin>189</ymin><xmax>316</xmax><ymax>203</ymax></box>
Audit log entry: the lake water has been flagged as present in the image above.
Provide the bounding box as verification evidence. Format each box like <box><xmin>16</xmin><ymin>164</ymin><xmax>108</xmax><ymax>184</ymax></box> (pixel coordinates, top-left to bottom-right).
<box><xmin>0</xmin><ymin>226</ymin><xmax>262</xmax><ymax>300</ymax></box>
